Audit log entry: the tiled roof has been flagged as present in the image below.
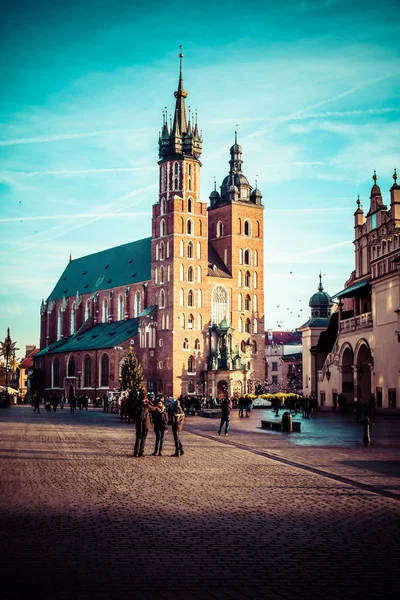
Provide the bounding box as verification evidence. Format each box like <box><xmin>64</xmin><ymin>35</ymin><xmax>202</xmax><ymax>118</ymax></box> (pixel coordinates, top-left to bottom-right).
<box><xmin>298</xmin><ymin>317</ymin><xmax>331</xmax><ymax>329</ymax></box>
<box><xmin>19</xmin><ymin>348</ymin><xmax>40</xmax><ymax>369</ymax></box>
<box><xmin>207</xmin><ymin>243</ymin><xmax>231</xmax><ymax>278</ymax></box>
<box><xmin>35</xmin><ymin>317</ymin><xmax>140</xmax><ymax>356</ymax></box>
<box><xmin>265</xmin><ymin>331</ymin><xmax>302</xmax><ymax>345</ymax></box>
<box><xmin>47</xmin><ymin>237</ymin><xmax>152</xmax><ymax>301</ymax></box>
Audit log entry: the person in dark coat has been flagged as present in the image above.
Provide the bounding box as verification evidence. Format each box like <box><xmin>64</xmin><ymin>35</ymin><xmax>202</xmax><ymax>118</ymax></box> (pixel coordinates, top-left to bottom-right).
<box><xmin>171</xmin><ymin>399</ymin><xmax>185</xmax><ymax>457</ymax></box>
<box><xmin>33</xmin><ymin>392</ymin><xmax>41</xmax><ymax>413</ymax></box>
<box><xmin>151</xmin><ymin>400</ymin><xmax>169</xmax><ymax>456</ymax></box>
<box><xmin>133</xmin><ymin>393</ymin><xmax>151</xmax><ymax>457</ymax></box>
<box><xmin>218</xmin><ymin>397</ymin><xmax>232</xmax><ymax>436</ymax></box>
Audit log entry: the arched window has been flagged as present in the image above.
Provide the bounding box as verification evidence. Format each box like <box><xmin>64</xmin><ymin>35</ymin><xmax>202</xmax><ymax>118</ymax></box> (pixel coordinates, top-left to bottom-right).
<box><xmin>166</xmin><ymin>314</ymin><xmax>169</xmax><ymax>329</ymax></box>
<box><xmin>161</xmin><ymin>314</ymin><xmax>165</xmax><ymax>330</ymax></box>
<box><xmin>160</xmin><ymin>219</ymin><xmax>166</xmax><ymax>237</ymax></box>
<box><xmin>188</xmin><ymin>289</ymin><xmax>194</xmax><ymax>307</ymax></box>
<box><xmin>188</xmin><ymin>197</ymin><xmax>193</xmax><ymax>213</ymax></box>
<box><xmin>187</xmin><ymin>241</ymin><xmax>193</xmax><ymax>258</ymax></box>
<box><xmin>174</xmin><ymin>162</ymin><xmax>179</xmax><ymax>175</ymax></box>
<box><xmin>197</xmin><ymin>242</ymin><xmax>201</xmax><ymax>259</ymax></box>
<box><xmin>167</xmin><ymin>265</ymin><xmax>171</xmax><ymax>281</ymax></box>
<box><xmin>174</xmin><ymin>178</ymin><xmax>178</xmax><ymax>190</ymax></box>
<box><xmin>181</xmin><ymin>313</ymin><xmax>186</xmax><ymax>329</ymax></box>
<box><xmin>194</xmin><ymin>338</ymin><xmax>200</xmax><ymax>350</ymax></box>
<box><xmin>188</xmin><ymin>380</ymin><xmax>195</xmax><ymax>393</ymax></box>
<box><xmin>159</xmin><ymin>242</ymin><xmax>165</xmax><ymax>260</ymax></box>
<box><xmin>244</xmin><ymin>219</ymin><xmax>251</xmax><ymax>236</ymax></box>
<box><xmin>188</xmin><ymin>266</ymin><xmax>194</xmax><ymax>282</ymax></box>
<box><xmin>160</xmin><ymin>198</ymin><xmax>166</xmax><ymax>215</ymax></box>
<box><xmin>188</xmin><ymin>355</ymin><xmax>194</xmax><ymax>372</ymax></box>
<box><xmin>239</xmin><ymin>249</ymin><xmax>243</xmax><ymax>264</ymax></box>
<box><xmin>134</xmin><ymin>291</ymin><xmax>141</xmax><ymax>317</ymax></box>
<box><xmin>155</xmin><ymin>244</ymin><xmax>159</xmax><ymax>260</ymax></box>
<box><xmin>85</xmin><ymin>299</ymin><xmax>91</xmax><ymax>321</ymax></box>
<box><xmin>154</xmin><ymin>267</ymin><xmax>158</xmax><ymax>284</ymax></box>
<box><xmin>57</xmin><ymin>306</ymin><xmax>62</xmax><ymax>340</ymax></box>
<box><xmin>199</xmin><ymin>220</ymin><xmax>202</xmax><ymax>236</ymax></box>
<box><xmin>257</xmin><ymin>221</ymin><xmax>260</xmax><ymax>237</ymax></box>
<box><xmin>245</xmin><ymin>294</ymin><xmax>251</xmax><ymax>311</ymax></box>
<box><xmin>180</xmin><ymin>288</ymin><xmax>184</xmax><ymax>306</ymax></box>
<box><xmin>83</xmin><ymin>354</ymin><xmax>91</xmax><ymax>387</ymax></box>
<box><xmin>211</xmin><ymin>285</ymin><xmax>228</xmax><ymax>325</ymax></box>
<box><xmin>166</xmin><ymin>241</ymin><xmax>170</xmax><ymax>258</ymax></box>
<box><xmin>254</xmin><ymin>250</ymin><xmax>258</xmax><ymax>267</ymax></box>
<box><xmin>245</xmin><ymin>318</ymin><xmax>251</xmax><ymax>333</ymax></box>
<box><xmin>187</xmin><ymin>219</ymin><xmax>193</xmax><ymax>235</ymax></box>
<box><xmin>117</xmin><ymin>294</ymin><xmax>124</xmax><ymax>320</ymax></box>
<box><xmin>102</xmin><ymin>297</ymin><xmax>108</xmax><ymax>323</ymax></box>
<box><xmin>100</xmin><ymin>354</ymin><xmax>109</xmax><ymax>387</ymax></box>
<box><xmin>238</xmin><ymin>317</ymin><xmax>243</xmax><ymax>333</ymax></box>
<box><xmin>238</xmin><ymin>293</ymin><xmax>242</xmax><ymax>311</ymax></box>
<box><xmin>67</xmin><ymin>355</ymin><xmax>75</xmax><ymax>377</ymax></box>
<box><xmin>52</xmin><ymin>357</ymin><xmax>60</xmax><ymax>388</ymax></box>
<box><xmin>253</xmin><ymin>272</ymin><xmax>258</xmax><ymax>288</ymax></box>
<box><xmin>253</xmin><ymin>294</ymin><xmax>258</xmax><ymax>311</ymax></box>
<box><xmin>244</xmin><ymin>249</ymin><xmax>251</xmax><ymax>265</ymax></box>
<box><xmin>188</xmin><ymin>314</ymin><xmax>194</xmax><ymax>330</ymax></box>
<box><xmin>183</xmin><ymin>338</ymin><xmax>189</xmax><ymax>350</ymax></box>
<box><xmin>252</xmin><ymin>340</ymin><xmax>257</xmax><ymax>354</ymax></box>
<box><xmin>244</xmin><ymin>271</ymin><xmax>251</xmax><ymax>288</ymax></box>
<box><xmin>70</xmin><ymin>302</ymin><xmax>76</xmax><ymax>335</ymax></box>
<box><xmin>197</xmin><ymin>266</ymin><xmax>202</xmax><ymax>283</ymax></box>
<box><xmin>253</xmin><ymin>319</ymin><xmax>258</xmax><ymax>334</ymax></box>
<box><xmin>238</xmin><ymin>218</ymin><xmax>242</xmax><ymax>234</ymax></box>
<box><xmin>159</xmin><ymin>267</ymin><xmax>164</xmax><ymax>284</ymax></box>
<box><xmin>160</xmin><ymin>289</ymin><xmax>165</xmax><ymax>309</ymax></box>
<box><xmin>217</xmin><ymin>221</ymin><xmax>224</xmax><ymax>237</ymax></box>
<box><xmin>198</xmin><ymin>314</ymin><xmax>202</xmax><ymax>330</ymax></box>
<box><xmin>198</xmin><ymin>289</ymin><xmax>202</xmax><ymax>307</ymax></box>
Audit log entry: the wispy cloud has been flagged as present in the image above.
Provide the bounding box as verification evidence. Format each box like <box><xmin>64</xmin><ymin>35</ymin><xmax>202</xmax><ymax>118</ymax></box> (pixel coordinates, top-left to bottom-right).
<box><xmin>267</xmin><ymin>240</ymin><xmax>351</xmax><ymax>263</ymax></box>
<box><xmin>0</xmin><ymin>129</ymin><xmax>133</xmax><ymax>146</ymax></box>
<box><xmin>5</xmin><ymin>167</ymin><xmax>157</xmax><ymax>178</ymax></box>
<box><xmin>0</xmin><ymin>212</ymin><xmax>152</xmax><ymax>223</ymax></box>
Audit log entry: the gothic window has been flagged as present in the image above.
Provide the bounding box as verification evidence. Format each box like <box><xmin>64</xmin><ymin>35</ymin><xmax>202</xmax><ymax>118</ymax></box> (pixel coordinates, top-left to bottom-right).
<box><xmin>245</xmin><ymin>294</ymin><xmax>251</xmax><ymax>311</ymax></box>
<box><xmin>160</xmin><ymin>242</ymin><xmax>165</xmax><ymax>260</ymax></box>
<box><xmin>252</xmin><ymin>341</ymin><xmax>257</xmax><ymax>354</ymax></box>
<box><xmin>160</xmin><ymin>267</ymin><xmax>165</xmax><ymax>284</ymax></box>
<box><xmin>187</xmin><ymin>219</ymin><xmax>193</xmax><ymax>235</ymax></box>
<box><xmin>239</xmin><ymin>249</ymin><xmax>243</xmax><ymax>264</ymax></box>
<box><xmin>211</xmin><ymin>285</ymin><xmax>228</xmax><ymax>325</ymax></box>
<box><xmin>194</xmin><ymin>338</ymin><xmax>200</xmax><ymax>350</ymax></box>
<box><xmin>166</xmin><ymin>314</ymin><xmax>169</xmax><ymax>329</ymax></box>
<box><xmin>238</xmin><ymin>218</ymin><xmax>242</xmax><ymax>234</ymax></box>
<box><xmin>188</xmin><ymin>197</ymin><xmax>193</xmax><ymax>213</ymax></box>
<box><xmin>117</xmin><ymin>294</ymin><xmax>124</xmax><ymax>320</ymax></box>
<box><xmin>57</xmin><ymin>305</ymin><xmax>62</xmax><ymax>340</ymax></box>
<box><xmin>180</xmin><ymin>264</ymin><xmax>184</xmax><ymax>281</ymax></box>
<box><xmin>254</xmin><ymin>250</ymin><xmax>258</xmax><ymax>266</ymax></box>
<box><xmin>238</xmin><ymin>317</ymin><xmax>243</xmax><ymax>333</ymax></box>
<box><xmin>244</xmin><ymin>271</ymin><xmax>251</xmax><ymax>288</ymax></box>
<box><xmin>244</xmin><ymin>219</ymin><xmax>251</xmax><ymax>236</ymax></box>
<box><xmin>187</xmin><ymin>241</ymin><xmax>193</xmax><ymax>258</ymax></box>
<box><xmin>174</xmin><ymin>162</ymin><xmax>179</xmax><ymax>175</ymax></box>
<box><xmin>52</xmin><ymin>357</ymin><xmax>60</xmax><ymax>388</ymax></box>
<box><xmin>188</xmin><ymin>179</ymin><xmax>192</xmax><ymax>191</ymax></box>
<box><xmin>188</xmin><ymin>380</ymin><xmax>195</xmax><ymax>393</ymax></box>
<box><xmin>85</xmin><ymin>299</ymin><xmax>91</xmax><ymax>321</ymax></box>
<box><xmin>253</xmin><ymin>319</ymin><xmax>258</xmax><ymax>333</ymax></box>
<box><xmin>154</xmin><ymin>267</ymin><xmax>158</xmax><ymax>284</ymax></box>
<box><xmin>188</xmin><ymin>289</ymin><xmax>194</xmax><ymax>307</ymax></box>
<box><xmin>244</xmin><ymin>249</ymin><xmax>251</xmax><ymax>265</ymax></box>
<box><xmin>245</xmin><ymin>318</ymin><xmax>251</xmax><ymax>333</ymax></box>
<box><xmin>253</xmin><ymin>272</ymin><xmax>258</xmax><ymax>288</ymax></box>
<box><xmin>167</xmin><ymin>265</ymin><xmax>171</xmax><ymax>281</ymax></box>
<box><xmin>188</xmin><ymin>356</ymin><xmax>194</xmax><ymax>372</ymax></box>
<box><xmin>174</xmin><ymin>178</ymin><xmax>178</xmax><ymax>190</ymax></box>
<box><xmin>217</xmin><ymin>221</ymin><xmax>224</xmax><ymax>237</ymax></box>
<box><xmin>238</xmin><ymin>293</ymin><xmax>242</xmax><ymax>311</ymax></box>
<box><xmin>83</xmin><ymin>354</ymin><xmax>91</xmax><ymax>387</ymax></box>
<box><xmin>102</xmin><ymin>298</ymin><xmax>108</xmax><ymax>323</ymax></box>
<box><xmin>253</xmin><ymin>294</ymin><xmax>258</xmax><ymax>311</ymax></box>
<box><xmin>197</xmin><ymin>266</ymin><xmax>202</xmax><ymax>283</ymax></box>
<box><xmin>160</xmin><ymin>289</ymin><xmax>165</xmax><ymax>309</ymax></box>
<box><xmin>155</xmin><ymin>244</ymin><xmax>159</xmax><ymax>260</ymax></box>
<box><xmin>188</xmin><ymin>266</ymin><xmax>194</xmax><ymax>282</ymax></box>
<box><xmin>70</xmin><ymin>302</ymin><xmax>76</xmax><ymax>335</ymax></box>
<box><xmin>166</xmin><ymin>241</ymin><xmax>170</xmax><ymax>258</ymax></box>
<box><xmin>199</xmin><ymin>220</ymin><xmax>202</xmax><ymax>236</ymax></box>
<box><xmin>197</xmin><ymin>242</ymin><xmax>201</xmax><ymax>259</ymax></box>
<box><xmin>67</xmin><ymin>355</ymin><xmax>75</xmax><ymax>377</ymax></box>
<box><xmin>160</xmin><ymin>197</ymin><xmax>166</xmax><ymax>215</ymax></box>
<box><xmin>198</xmin><ymin>289</ymin><xmax>202</xmax><ymax>307</ymax></box>
<box><xmin>160</xmin><ymin>219</ymin><xmax>166</xmax><ymax>237</ymax></box>
<box><xmin>181</xmin><ymin>217</ymin><xmax>184</xmax><ymax>233</ymax></box>
<box><xmin>198</xmin><ymin>314</ymin><xmax>202</xmax><ymax>330</ymax></box>
<box><xmin>100</xmin><ymin>354</ymin><xmax>109</xmax><ymax>387</ymax></box>
<box><xmin>183</xmin><ymin>338</ymin><xmax>189</xmax><ymax>349</ymax></box>
<box><xmin>161</xmin><ymin>314</ymin><xmax>165</xmax><ymax>329</ymax></box>
<box><xmin>188</xmin><ymin>314</ymin><xmax>194</xmax><ymax>329</ymax></box>
<box><xmin>181</xmin><ymin>314</ymin><xmax>186</xmax><ymax>329</ymax></box>
<box><xmin>134</xmin><ymin>291</ymin><xmax>141</xmax><ymax>317</ymax></box>
<box><xmin>180</xmin><ymin>288</ymin><xmax>184</xmax><ymax>306</ymax></box>
<box><xmin>257</xmin><ymin>221</ymin><xmax>260</xmax><ymax>237</ymax></box>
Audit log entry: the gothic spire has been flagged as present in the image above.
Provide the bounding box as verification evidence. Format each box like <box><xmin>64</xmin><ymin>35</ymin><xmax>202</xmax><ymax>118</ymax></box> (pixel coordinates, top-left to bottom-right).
<box><xmin>172</xmin><ymin>53</ymin><xmax>188</xmax><ymax>136</ymax></box>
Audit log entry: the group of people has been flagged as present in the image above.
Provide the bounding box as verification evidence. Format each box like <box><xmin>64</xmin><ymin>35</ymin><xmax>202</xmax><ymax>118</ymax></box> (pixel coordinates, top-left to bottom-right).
<box><xmin>31</xmin><ymin>392</ymin><xmax>90</xmax><ymax>413</ymax></box>
<box><xmin>132</xmin><ymin>392</ymin><xmax>186</xmax><ymax>458</ymax></box>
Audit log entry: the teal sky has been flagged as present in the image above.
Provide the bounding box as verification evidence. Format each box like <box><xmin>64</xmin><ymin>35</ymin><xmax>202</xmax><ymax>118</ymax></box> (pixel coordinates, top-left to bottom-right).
<box><xmin>1</xmin><ymin>0</ymin><xmax>399</xmax><ymax>356</ymax></box>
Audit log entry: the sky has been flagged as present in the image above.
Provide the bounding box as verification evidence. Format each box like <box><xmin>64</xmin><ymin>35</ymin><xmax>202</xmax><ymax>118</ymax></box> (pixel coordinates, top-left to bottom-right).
<box><xmin>1</xmin><ymin>0</ymin><xmax>399</xmax><ymax>358</ymax></box>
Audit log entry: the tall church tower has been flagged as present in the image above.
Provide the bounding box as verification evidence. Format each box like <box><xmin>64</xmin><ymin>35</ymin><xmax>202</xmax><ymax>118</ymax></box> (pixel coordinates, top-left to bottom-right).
<box><xmin>149</xmin><ymin>54</ymin><xmax>209</xmax><ymax>397</ymax></box>
<box><xmin>207</xmin><ymin>133</ymin><xmax>265</xmax><ymax>392</ymax></box>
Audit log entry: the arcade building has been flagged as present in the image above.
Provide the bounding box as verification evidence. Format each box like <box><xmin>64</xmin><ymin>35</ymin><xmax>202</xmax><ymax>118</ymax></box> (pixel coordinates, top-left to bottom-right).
<box><xmin>34</xmin><ymin>56</ymin><xmax>265</xmax><ymax>401</ymax></box>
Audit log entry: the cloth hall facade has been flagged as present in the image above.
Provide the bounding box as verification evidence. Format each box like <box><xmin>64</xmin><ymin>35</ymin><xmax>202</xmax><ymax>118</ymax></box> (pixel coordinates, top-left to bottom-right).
<box><xmin>34</xmin><ymin>56</ymin><xmax>265</xmax><ymax>401</ymax></box>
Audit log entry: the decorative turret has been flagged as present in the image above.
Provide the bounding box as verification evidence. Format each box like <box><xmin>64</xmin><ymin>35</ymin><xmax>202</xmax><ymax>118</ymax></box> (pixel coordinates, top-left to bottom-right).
<box><xmin>354</xmin><ymin>194</ymin><xmax>365</xmax><ymax>231</ymax></box>
<box><xmin>158</xmin><ymin>53</ymin><xmax>202</xmax><ymax>161</ymax></box>
<box><xmin>390</xmin><ymin>168</ymin><xmax>400</xmax><ymax>224</ymax></box>
<box><xmin>309</xmin><ymin>273</ymin><xmax>332</xmax><ymax>318</ymax></box>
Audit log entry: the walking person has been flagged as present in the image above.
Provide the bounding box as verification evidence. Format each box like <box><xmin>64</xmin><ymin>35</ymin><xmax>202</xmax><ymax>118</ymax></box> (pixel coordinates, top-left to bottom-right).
<box><xmin>70</xmin><ymin>394</ymin><xmax>77</xmax><ymax>413</ymax></box>
<box><xmin>245</xmin><ymin>394</ymin><xmax>252</xmax><ymax>417</ymax></box>
<box><xmin>218</xmin><ymin>396</ymin><xmax>232</xmax><ymax>436</ymax></box>
<box><xmin>133</xmin><ymin>392</ymin><xmax>151</xmax><ymax>457</ymax></box>
<box><xmin>33</xmin><ymin>391</ymin><xmax>41</xmax><ymax>413</ymax></box>
<box><xmin>151</xmin><ymin>400</ymin><xmax>169</xmax><ymax>456</ymax></box>
<box><xmin>60</xmin><ymin>394</ymin><xmax>65</xmax><ymax>410</ymax></box>
<box><xmin>171</xmin><ymin>399</ymin><xmax>185</xmax><ymax>457</ymax></box>
<box><xmin>51</xmin><ymin>394</ymin><xmax>59</xmax><ymax>412</ymax></box>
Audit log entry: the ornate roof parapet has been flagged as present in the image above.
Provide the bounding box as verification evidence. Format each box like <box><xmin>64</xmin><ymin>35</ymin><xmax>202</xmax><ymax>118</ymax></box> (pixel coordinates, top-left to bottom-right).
<box><xmin>40</xmin><ymin>299</ymin><xmax>47</xmax><ymax>316</ymax></box>
<box><xmin>75</xmin><ymin>291</ymin><xmax>83</xmax><ymax>308</ymax></box>
<box><xmin>60</xmin><ymin>295</ymin><xmax>68</xmax><ymax>312</ymax></box>
<box><xmin>125</xmin><ymin>286</ymin><xmax>131</xmax><ymax>297</ymax></box>
<box><xmin>47</xmin><ymin>300</ymin><xmax>55</xmax><ymax>314</ymax></box>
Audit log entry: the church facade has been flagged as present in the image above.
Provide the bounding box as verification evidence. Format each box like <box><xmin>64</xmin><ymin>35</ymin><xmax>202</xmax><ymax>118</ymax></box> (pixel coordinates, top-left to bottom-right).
<box><xmin>34</xmin><ymin>56</ymin><xmax>265</xmax><ymax>401</ymax></box>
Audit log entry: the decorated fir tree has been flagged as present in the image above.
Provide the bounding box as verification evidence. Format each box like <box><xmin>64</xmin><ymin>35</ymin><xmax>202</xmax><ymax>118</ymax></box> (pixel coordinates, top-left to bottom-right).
<box><xmin>119</xmin><ymin>348</ymin><xmax>145</xmax><ymax>396</ymax></box>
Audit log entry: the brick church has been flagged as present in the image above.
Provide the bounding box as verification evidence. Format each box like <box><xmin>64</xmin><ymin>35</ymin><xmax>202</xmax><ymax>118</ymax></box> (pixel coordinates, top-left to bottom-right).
<box><xmin>34</xmin><ymin>55</ymin><xmax>265</xmax><ymax>401</ymax></box>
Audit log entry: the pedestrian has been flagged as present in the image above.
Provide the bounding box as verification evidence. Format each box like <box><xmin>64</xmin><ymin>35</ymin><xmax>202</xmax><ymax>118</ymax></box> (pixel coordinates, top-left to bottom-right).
<box><xmin>151</xmin><ymin>400</ymin><xmax>169</xmax><ymax>456</ymax></box>
<box><xmin>70</xmin><ymin>394</ymin><xmax>76</xmax><ymax>413</ymax></box>
<box><xmin>238</xmin><ymin>395</ymin><xmax>245</xmax><ymax>417</ymax></box>
<box><xmin>171</xmin><ymin>399</ymin><xmax>185</xmax><ymax>457</ymax></box>
<box><xmin>245</xmin><ymin>395</ymin><xmax>252</xmax><ymax>417</ymax></box>
<box><xmin>133</xmin><ymin>392</ymin><xmax>151</xmax><ymax>457</ymax></box>
<box><xmin>218</xmin><ymin>396</ymin><xmax>232</xmax><ymax>436</ymax></box>
<box><xmin>60</xmin><ymin>394</ymin><xmax>65</xmax><ymax>410</ymax></box>
<box><xmin>52</xmin><ymin>394</ymin><xmax>59</xmax><ymax>412</ymax></box>
<box><xmin>45</xmin><ymin>397</ymin><xmax>51</xmax><ymax>412</ymax></box>
<box><xmin>33</xmin><ymin>391</ymin><xmax>41</xmax><ymax>413</ymax></box>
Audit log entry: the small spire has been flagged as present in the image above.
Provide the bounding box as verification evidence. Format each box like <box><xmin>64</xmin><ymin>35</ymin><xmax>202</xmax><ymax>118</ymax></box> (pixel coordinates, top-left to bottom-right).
<box><xmin>69</xmin><ymin>251</ymin><xmax>72</xmax><ymax>262</ymax></box>
<box><xmin>394</xmin><ymin>168</ymin><xmax>398</xmax><ymax>184</ymax></box>
<box><xmin>235</xmin><ymin>127</ymin><xmax>238</xmax><ymax>144</ymax></box>
<box><xmin>255</xmin><ymin>174</ymin><xmax>259</xmax><ymax>189</ymax></box>
<box><xmin>373</xmin><ymin>170</ymin><xmax>377</xmax><ymax>184</ymax></box>
<box><xmin>357</xmin><ymin>194</ymin><xmax>361</xmax><ymax>208</ymax></box>
<box><xmin>214</xmin><ymin>177</ymin><xmax>217</xmax><ymax>191</ymax></box>
<box><xmin>318</xmin><ymin>271</ymin><xmax>324</xmax><ymax>292</ymax></box>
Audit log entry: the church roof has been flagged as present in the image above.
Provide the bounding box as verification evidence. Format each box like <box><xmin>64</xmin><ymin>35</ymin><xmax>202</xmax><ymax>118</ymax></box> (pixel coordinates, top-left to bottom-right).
<box><xmin>207</xmin><ymin>243</ymin><xmax>231</xmax><ymax>278</ymax></box>
<box><xmin>47</xmin><ymin>237</ymin><xmax>152</xmax><ymax>301</ymax></box>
